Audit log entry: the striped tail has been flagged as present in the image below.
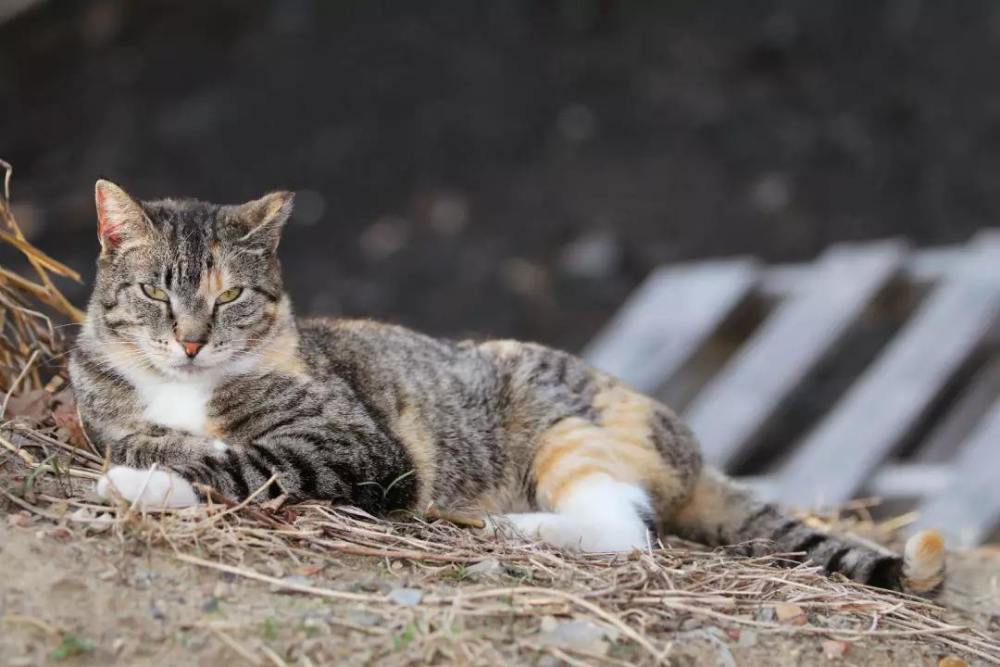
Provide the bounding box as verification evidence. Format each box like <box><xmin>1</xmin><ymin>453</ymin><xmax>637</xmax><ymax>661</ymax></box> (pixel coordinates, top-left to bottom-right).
<box><xmin>669</xmin><ymin>467</ymin><xmax>945</xmax><ymax>596</ymax></box>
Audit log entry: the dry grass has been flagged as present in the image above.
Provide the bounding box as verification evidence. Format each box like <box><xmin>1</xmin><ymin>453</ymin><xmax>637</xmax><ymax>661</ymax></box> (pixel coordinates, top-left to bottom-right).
<box><xmin>0</xmin><ymin>159</ymin><xmax>997</xmax><ymax>666</ymax></box>
<box><xmin>2</xmin><ymin>449</ymin><xmax>999</xmax><ymax>665</ymax></box>
<box><xmin>0</xmin><ymin>160</ymin><xmax>83</xmax><ymax>399</ymax></box>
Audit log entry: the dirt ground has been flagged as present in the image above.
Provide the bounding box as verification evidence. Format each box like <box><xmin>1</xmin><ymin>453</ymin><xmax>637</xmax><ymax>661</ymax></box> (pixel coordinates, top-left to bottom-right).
<box><xmin>1</xmin><ymin>500</ymin><xmax>998</xmax><ymax>666</ymax></box>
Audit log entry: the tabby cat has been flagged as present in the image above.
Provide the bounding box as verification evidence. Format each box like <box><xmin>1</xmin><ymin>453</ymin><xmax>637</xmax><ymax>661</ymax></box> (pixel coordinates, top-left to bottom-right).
<box><xmin>70</xmin><ymin>180</ymin><xmax>945</xmax><ymax>595</ymax></box>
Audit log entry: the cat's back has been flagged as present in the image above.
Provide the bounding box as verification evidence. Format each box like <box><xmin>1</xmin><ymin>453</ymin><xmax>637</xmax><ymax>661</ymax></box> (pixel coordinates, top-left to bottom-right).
<box><xmin>295</xmin><ymin>317</ymin><xmax>495</xmax><ymax>399</ymax></box>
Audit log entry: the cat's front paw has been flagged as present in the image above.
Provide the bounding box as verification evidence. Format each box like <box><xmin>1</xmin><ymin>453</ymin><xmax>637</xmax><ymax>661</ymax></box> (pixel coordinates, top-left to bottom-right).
<box><xmin>96</xmin><ymin>466</ymin><xmax>200</xmax><ymax>509</ymax></box>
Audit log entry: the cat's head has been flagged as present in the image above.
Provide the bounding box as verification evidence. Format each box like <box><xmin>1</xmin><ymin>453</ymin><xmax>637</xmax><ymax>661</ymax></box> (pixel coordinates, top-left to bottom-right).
<box><xmin>87</xmin><ymin>179</ymin><xmax>296</xmax><ymax>379</ymax></box>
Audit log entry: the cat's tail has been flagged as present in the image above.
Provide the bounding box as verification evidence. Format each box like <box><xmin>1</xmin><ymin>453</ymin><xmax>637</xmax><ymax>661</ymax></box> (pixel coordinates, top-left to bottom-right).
<box><xmin>667</xmin><ymin>467</ymin><xmax>945</xmax><ymax>597</ymax></box>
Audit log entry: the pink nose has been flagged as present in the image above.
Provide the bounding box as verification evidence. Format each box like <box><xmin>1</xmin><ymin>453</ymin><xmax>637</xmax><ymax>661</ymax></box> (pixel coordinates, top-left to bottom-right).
<box><xmin>181</xmin><ymin>340</ymin><xmax>205</xmax><ymax>358</ymax></box>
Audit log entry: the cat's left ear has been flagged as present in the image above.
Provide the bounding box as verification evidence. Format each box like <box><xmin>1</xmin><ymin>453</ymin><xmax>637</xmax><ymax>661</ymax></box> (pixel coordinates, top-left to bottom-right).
<box><xmin>232</xmin><ymin>191</ymin><xmax>295</xmax><ymax>251</ymax></box>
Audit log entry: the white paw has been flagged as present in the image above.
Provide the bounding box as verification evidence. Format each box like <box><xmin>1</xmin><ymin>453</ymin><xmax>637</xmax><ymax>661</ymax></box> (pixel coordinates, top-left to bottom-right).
<box><xmin>96</xmin><ymin>466</ymin><xmax>200</xmax><ymax>509</ymax></box>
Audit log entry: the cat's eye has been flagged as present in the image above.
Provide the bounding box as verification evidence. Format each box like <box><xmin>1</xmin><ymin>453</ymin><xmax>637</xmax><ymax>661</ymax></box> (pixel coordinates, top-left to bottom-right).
<box><xmin>140</xmin><ymin>284</ymin><xmax>169</xmax><ymax>301</ymax></box>
<box><xmin>216</xmin><ymin>287</ymin><xmax>243</xmax><ymax>305</ymax></box>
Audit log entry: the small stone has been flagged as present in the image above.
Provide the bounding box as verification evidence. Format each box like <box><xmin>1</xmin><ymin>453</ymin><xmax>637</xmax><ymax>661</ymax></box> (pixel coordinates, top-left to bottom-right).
<box><xmin>346</xmin><ymin>610</ymin><xmax>382</xmax><ymax>627</ymax></box>
<box><xmin>822</xmin><ymin>640</ymin><xmax>850</xmax><ymax>660</ymax></box>
<box><xmin>773</xmin><ymin>602</ymin><xmax>807</xmax><ymax>625</ymax></box>
<box><xmin>537</xmin><ymin>618</ymin><xmax>616</xmax><ymax>655</ymax></box>
<box><xmin>464</xmin><ymin>558</ymin><xmax>504</xmax><ymax>580</ymax></box>
<box><xmin>49</xmin><ymin>527</ymin><xmax>73</xmax><ymax>542</ymax></box>
<box><xmin>8</xmin><ymin>511</ymin><xmax>32</xmax><ymax>528</ymax></box>
<box><xmin>938</xmin><ymin>658</ymin><xmax>968</xmax><ymax>667</ymax></box>
<box><xmin>724</xmin><ymin>628</ymin><xmax>740</xmax><ymax>641</ymax></box>
<box><xmin>150</xmin><ymin>600</ymin><xmax>166</xmax><ymax>621</ymax></box>
<box><xmin>388</xmin><ymin>587</ymin><xmax>423</xmax><ymax>606</ymax></box>
<box><xmin>539</xmin><ymin>616</ymin><xmax>559</xmax><ymax>633</ymax></box>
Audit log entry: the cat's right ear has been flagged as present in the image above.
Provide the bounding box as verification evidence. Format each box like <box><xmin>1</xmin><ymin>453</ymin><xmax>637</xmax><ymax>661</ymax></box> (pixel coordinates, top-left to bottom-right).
<box><xmin>94</xmin><ymin>180</ymin><xmax>151</xmax><ymax>252</ymax></box>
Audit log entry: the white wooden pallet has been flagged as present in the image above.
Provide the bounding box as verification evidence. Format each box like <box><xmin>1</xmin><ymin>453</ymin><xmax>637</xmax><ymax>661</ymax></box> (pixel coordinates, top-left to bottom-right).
<box><xmin>586</xmin><ymin>231</ymin><xmax>1000</xmax><ymax>546</ymax></box>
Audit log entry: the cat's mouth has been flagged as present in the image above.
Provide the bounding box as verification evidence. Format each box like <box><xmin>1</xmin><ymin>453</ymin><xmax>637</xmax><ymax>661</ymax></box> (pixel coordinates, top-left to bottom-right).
<box><xmin>161</xmin><ymin>356</ymin><xmax>217</xmax><ymax>377</ymax></box>
<box><xmin>145</xmin><ymin>343</ymin><xmax>244</xmax><ymax>378</ymax></box>
<box><xmin>173</xmin><ymin>361</ymin><xmax>204</xmax><ymax>373</ymax></box>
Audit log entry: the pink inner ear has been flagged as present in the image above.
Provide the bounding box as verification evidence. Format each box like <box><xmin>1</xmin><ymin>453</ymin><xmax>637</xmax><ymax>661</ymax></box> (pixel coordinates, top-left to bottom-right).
<box><xmin>96</xmin><ymin>187</ymin><xmax>122</xmax><ymax>248</ymax></box>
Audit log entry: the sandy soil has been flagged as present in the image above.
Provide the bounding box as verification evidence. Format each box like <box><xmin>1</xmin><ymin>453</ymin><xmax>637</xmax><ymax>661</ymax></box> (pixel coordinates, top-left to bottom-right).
<box><xmin>1</xmin><ymin>512</ymin><xmax>997</xmax><ymax>666</ymax></box>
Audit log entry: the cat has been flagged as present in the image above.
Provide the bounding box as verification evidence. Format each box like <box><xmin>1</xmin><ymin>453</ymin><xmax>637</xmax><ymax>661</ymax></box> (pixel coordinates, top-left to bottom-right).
<box><xmin>70</xmin><ymin>180</ymin><xmax>945</xmax><ymax>595</ymax></box>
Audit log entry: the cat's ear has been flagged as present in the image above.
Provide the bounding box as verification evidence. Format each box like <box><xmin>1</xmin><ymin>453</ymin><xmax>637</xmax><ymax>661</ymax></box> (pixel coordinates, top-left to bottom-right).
<box><xmin>94</xmin><ymin>180</ymin><xmax>152</xmax><ymax>252</ymax></box>
<box><xmin>232</xmin><ymin>191</ymin><xmax>294</xmax><ymax>251</ymax></box>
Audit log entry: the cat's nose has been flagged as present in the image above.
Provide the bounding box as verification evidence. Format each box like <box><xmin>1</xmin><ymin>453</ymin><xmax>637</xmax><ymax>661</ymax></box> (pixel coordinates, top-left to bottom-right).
<box><xmin>180</xmin><ymin>339</ymin><xmax>206</xmax><ymax>358</ymax></box>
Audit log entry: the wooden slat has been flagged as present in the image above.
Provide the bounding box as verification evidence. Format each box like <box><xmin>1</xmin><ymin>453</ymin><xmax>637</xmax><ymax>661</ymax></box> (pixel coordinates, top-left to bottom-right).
<box><xmin>760</xmin><ymin>242</ymin><xmax>967</xmax><ymax>299</ymax></box>
<box><xmin>742</xmin><ymin>462</ymin><xmax>954</xmax><ymax>502</ymax></box>
<box><xmin>865</xmin><ymin>462</ymin><xmax>954</xmax><ymax>501</ymax></box>
<box><xmin>685</xmin><ymin>240</ymin><xmax>906</xmax><ymax>468</ymax></box>
<box><xmin>916</xmin><ymin>355</ymin><xmax>1000</xmax><ymax>462</ymax></box>
<box><xmin>772</xmin><ymin>233</ymin><xmax>1000</xmax><ymax>507</ymax></box>
<box><xmin>912</xmin><ymin>397</ymin><xmax>1000</xmax><ymax>547</ymax></box>
<box><xmin>583</xmin><ymin>259</ymin><xmax>759</xmax><ymax>393</ymax></box>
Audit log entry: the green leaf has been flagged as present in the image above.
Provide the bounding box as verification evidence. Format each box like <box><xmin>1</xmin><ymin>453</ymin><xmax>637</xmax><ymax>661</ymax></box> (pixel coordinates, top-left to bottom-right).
<box><xmin>49</xmin><ymin>634</ymin><xmax>94</xmax><ymax>660</ymax></box>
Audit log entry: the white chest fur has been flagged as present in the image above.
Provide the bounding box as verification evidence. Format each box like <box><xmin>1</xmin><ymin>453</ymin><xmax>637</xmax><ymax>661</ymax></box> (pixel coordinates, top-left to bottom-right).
<box><xmin>123</xmin><ymin>367</ymin><xmax>215</xmax><ymax>435</ymax></box>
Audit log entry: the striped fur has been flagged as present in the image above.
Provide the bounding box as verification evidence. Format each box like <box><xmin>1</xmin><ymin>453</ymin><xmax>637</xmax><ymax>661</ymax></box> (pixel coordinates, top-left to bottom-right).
<box><xmin>71</xmin><ymin>182</ymin><xmax>945</xmax><ymax>597</ymax></box>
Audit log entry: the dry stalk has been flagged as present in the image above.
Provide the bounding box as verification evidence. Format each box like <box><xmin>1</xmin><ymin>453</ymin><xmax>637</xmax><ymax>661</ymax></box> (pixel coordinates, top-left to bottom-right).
<box><xmin>0</xmin><ymin>159</ymin><xmax>83</xmax><ymax>395</ymax></box>
<box><xmin>1</xmin><ymin>439</ymin><xmax>998</xmax><ymax>665</ymax></box>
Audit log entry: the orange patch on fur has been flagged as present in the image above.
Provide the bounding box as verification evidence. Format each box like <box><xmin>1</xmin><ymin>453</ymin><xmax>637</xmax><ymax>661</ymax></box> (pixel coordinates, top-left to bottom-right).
<box><xmin>545</xmin><ymin>463</ymin><xmax>614</xmax><ymax>506</ymax></box>
<box><xmin>532</xmin><ymin>419</ymin><xmax>598</xmax><ymax>480</ymax></box>
<box><xmin>531</xmin><ymin>384</ymin><xmax>690</xmax><ymax>520</ymax></box>
<box><xmin>902</xmin><ymin>529</ymin><xmax>946</xmax><ymax>595</ymax></box>
<box><xmin>207</xmin><ymin>268</ymin><xmax>224</xmax><ymax>293</ymax></box>
<box><xmin>912</xmin><ymin>530</ymin><xmax>944</xmax><ymax>557</ymax></box>
<box><xmin>202</xmin><ymin>420</ymin><xmax>226</xmax><ymax>439</ymax></box>
<box><xmin>257</xmin><ymin>326</ymin><xmax>307</xmax><ymax>377</ymax></box>
<box><xmin>395</xmin><ymin>407</ymin><xmax>437</xmax><ymax>508</ymax></box>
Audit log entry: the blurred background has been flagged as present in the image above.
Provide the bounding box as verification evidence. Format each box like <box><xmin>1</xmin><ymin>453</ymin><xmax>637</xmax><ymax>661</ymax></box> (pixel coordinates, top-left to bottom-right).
<box><xmin>2</xmin><ymin>0</ymin><xmax>998</xmax><ymax>351</ymax></box>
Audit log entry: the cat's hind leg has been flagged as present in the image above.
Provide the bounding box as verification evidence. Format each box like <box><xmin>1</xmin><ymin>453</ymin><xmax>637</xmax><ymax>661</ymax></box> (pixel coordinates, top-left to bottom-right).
<box><xmin>491</xmin><ymin>475</ymin><xmax>654</xmax><ymax>551</ymax></box>
<box><xmin>488</xmin><ymin>411</ymin><xmax>675</xmax><ymax>552</ymax></box>
<box><xmin>491</xmin><ymin>386</ymin><xmax>701</xmax><ymax>552</ymax></box>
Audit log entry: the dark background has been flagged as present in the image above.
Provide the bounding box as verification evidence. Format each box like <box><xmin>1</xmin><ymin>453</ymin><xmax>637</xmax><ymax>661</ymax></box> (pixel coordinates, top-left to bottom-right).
<box><xmin>2</xmin><ymin>0</ymin><xmax>998</xmax><ymax>351</ymax></box>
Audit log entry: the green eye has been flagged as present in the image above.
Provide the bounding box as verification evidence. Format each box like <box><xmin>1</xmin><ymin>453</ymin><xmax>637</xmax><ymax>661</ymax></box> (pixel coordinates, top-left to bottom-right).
<box><xmin>216</xmin><ymin>287</ymin><xmax>243</xmax><ymax>304</ymax></box>
<box><xmin>140</xmin><ymin>284</ymin><xmax>169</xmax><ymax>301</ymax></box>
